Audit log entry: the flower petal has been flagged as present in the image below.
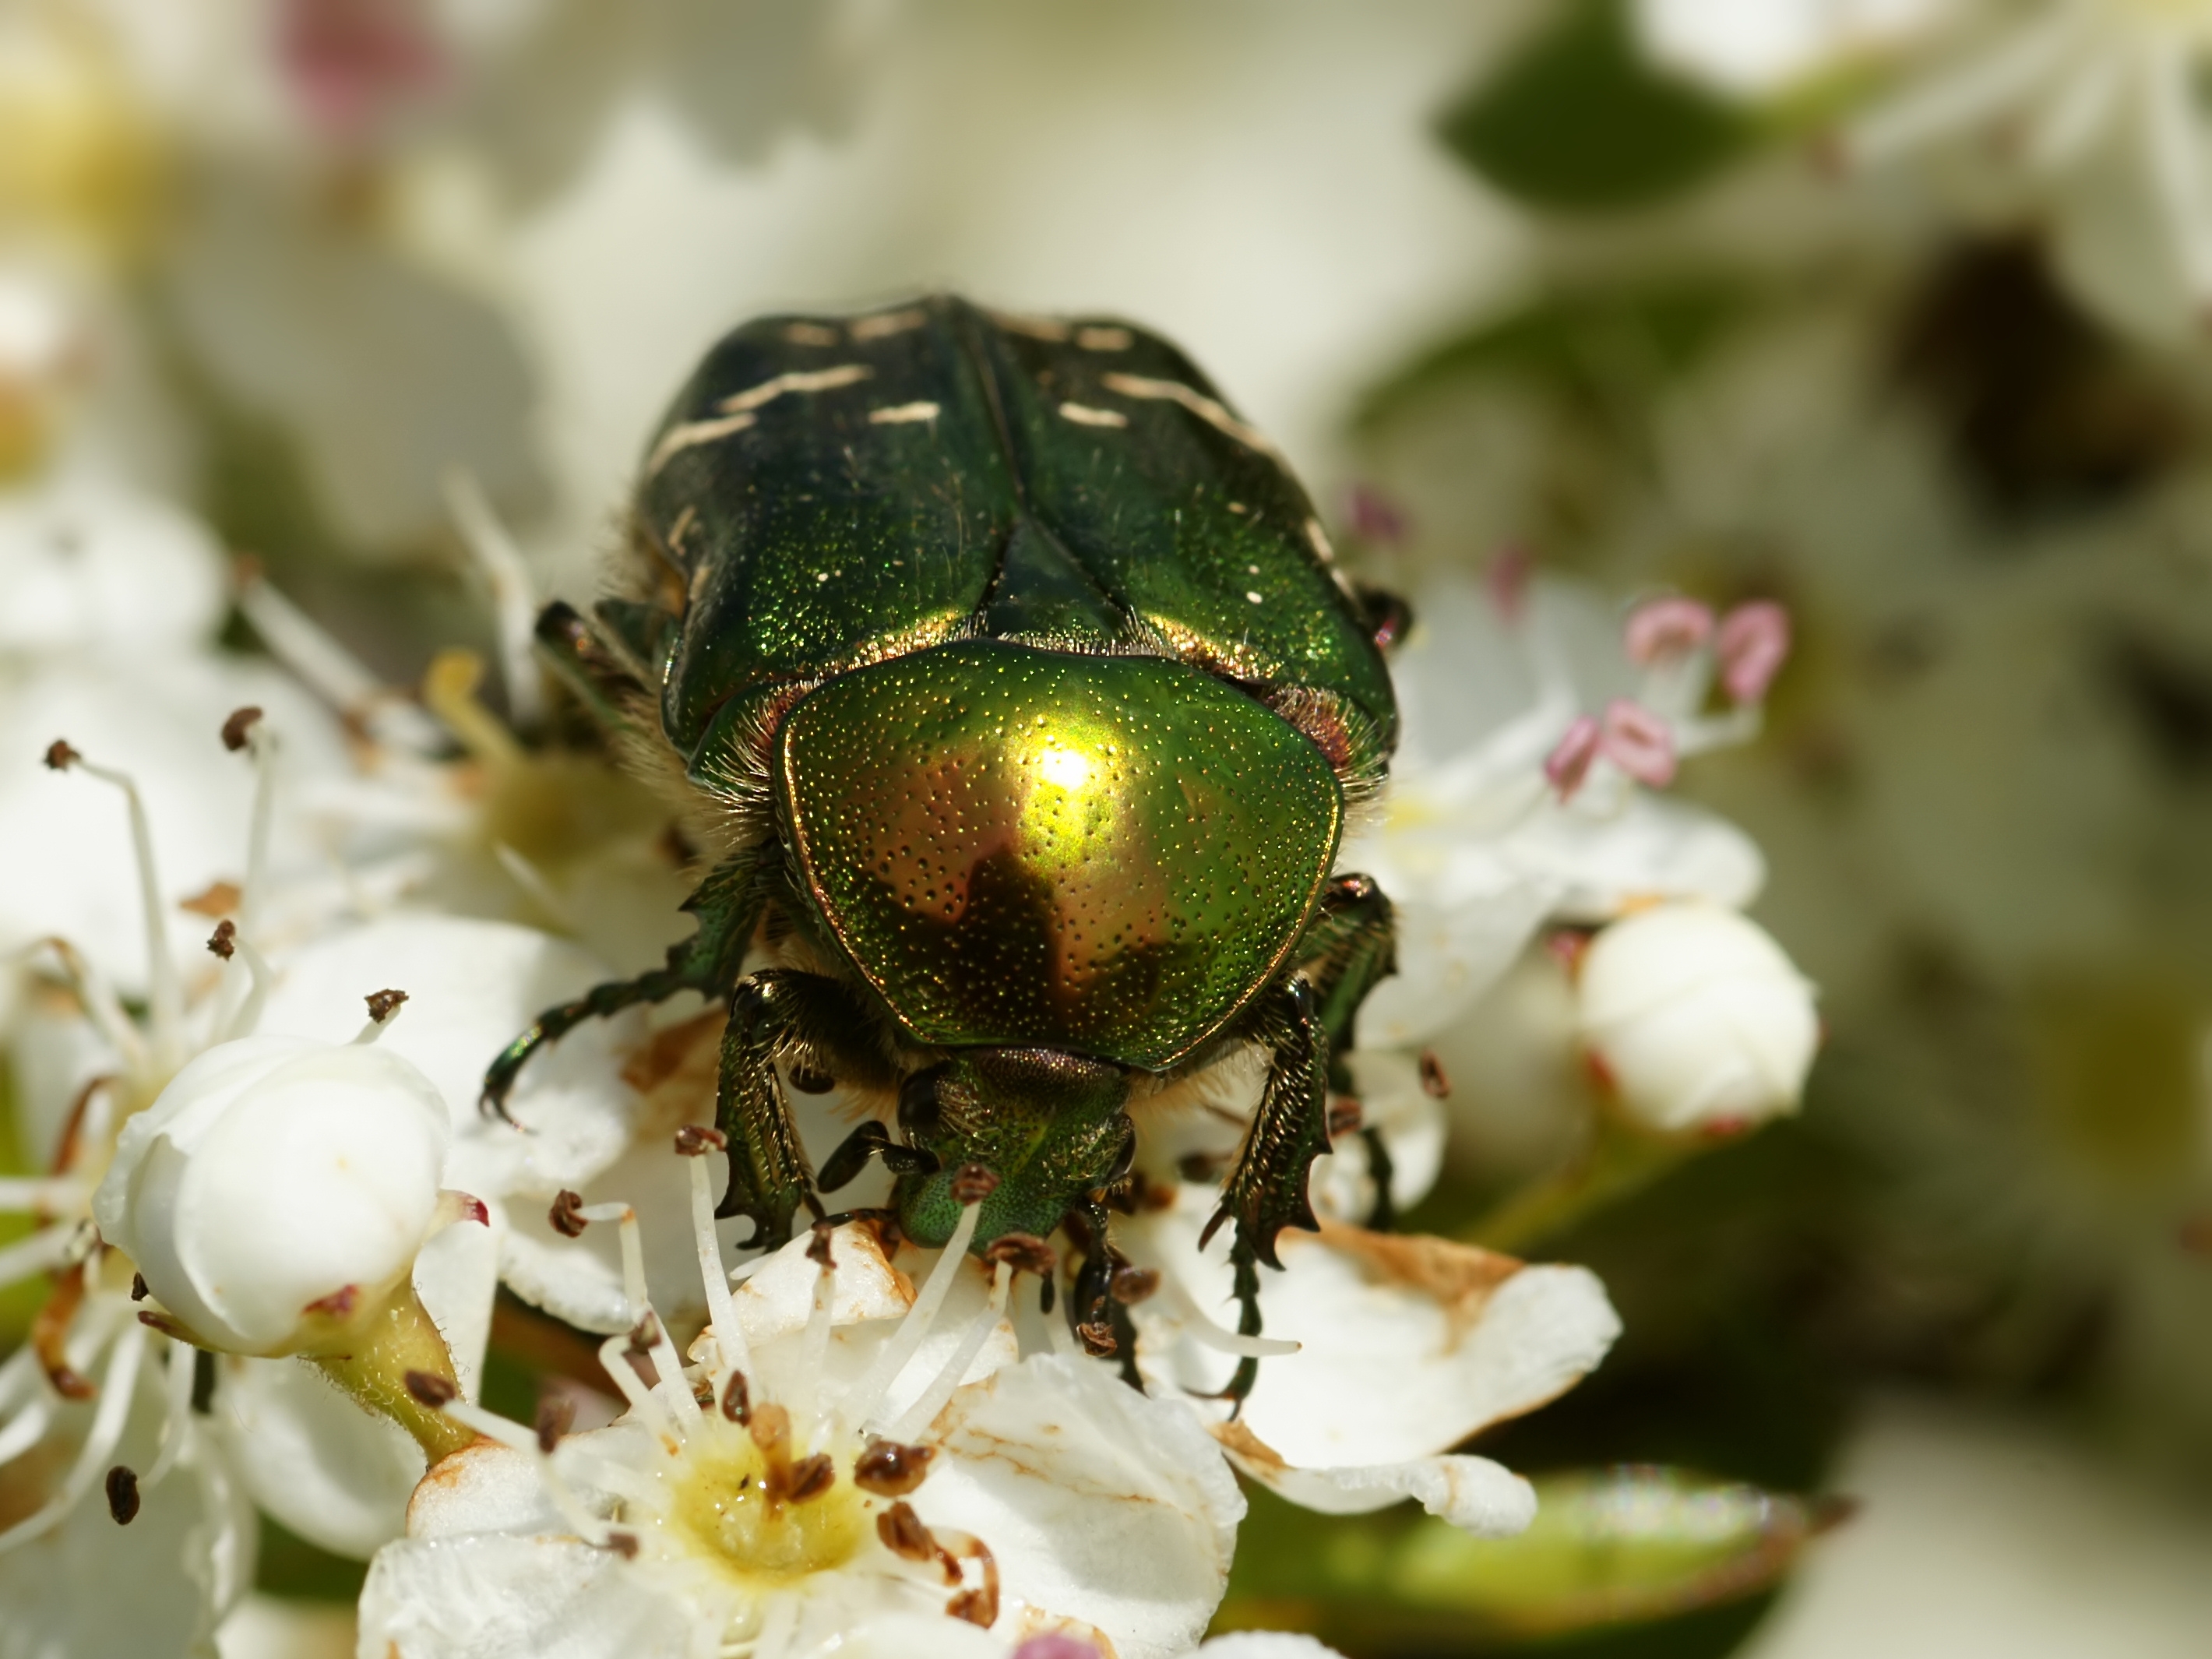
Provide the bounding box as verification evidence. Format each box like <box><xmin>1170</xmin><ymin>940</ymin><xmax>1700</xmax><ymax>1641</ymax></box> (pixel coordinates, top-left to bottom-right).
<box><xmin>358</xmin><ymin>1533</ymin><xmax>690</xmax><ymax>1659</ymax></box>
<box><xmin>205</xmin><ymin>1354</ymin><xmax>423</xmax><ymax>1559</ymax></box>
<box><xmin>1211</xmin><ymin>1427</ymin><xmax>1537</xmax><ymax>1537</ymax></box>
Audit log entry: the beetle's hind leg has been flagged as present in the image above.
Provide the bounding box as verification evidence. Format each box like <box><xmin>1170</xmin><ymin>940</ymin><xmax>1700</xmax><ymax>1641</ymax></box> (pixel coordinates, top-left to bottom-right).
<box><xmin>1199</xmin><ymin>977</ymin><xmax>1330</xmax><ymax>1409</ymax></box>
<box><xmin>713</xmin><ymin>968</ymin><xmax>892</xmax><ymax>1251</ymax></box>
<box><xmin>480</xmin><ymin>847</ymin><xmax>768</xmax><ymax>1122</ymax></box>
<box><xmin>1298</xmin><ymin>872</ymin><xmax>1399</xmax><ymax>1227</ymax></box>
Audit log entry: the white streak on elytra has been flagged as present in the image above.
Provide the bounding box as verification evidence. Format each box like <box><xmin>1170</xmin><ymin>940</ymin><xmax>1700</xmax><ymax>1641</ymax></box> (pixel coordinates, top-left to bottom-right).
<box><xmin>992</xmin><ymin>311</ymin><xmax>1072</xmax><ymax>342</ymax></box>
<box><xmin>784</xmin><ymin>322</ymin><xmax>842</xmax><ymax>347</ymax></box>
<box><xmin>1100</xmin><ymin>372</ymin><xmax>1279</xmax><ymax>457</ymax></box>
<box><xmin>1305</xmin><ymin>517</ymin><xmax>1336</xmax><ymax>563</ymax></box>
<box><xmin>869</xmin><ymin>401</ymin><xmax>942</xmax><ymax>425</ymax></box>
<box><xmin>644</xmin><ymin>411</ymin><xmax>757</xmax><ymax>477</ymax></box>
<box><xmin>718</xmin><ymin>364</ymin><xmax>873</xmax><ymax>415</ymax></box>
<box><xmin>850</xmin><ymin>308</ymin><xmax>928</xmax><ymax>341</ymax></box>
<box><xmin>1245</xmin><ymin>590</ymin><xmax>1265</xmax><ymax>604</ymax></box>
<box><xmin>1075</xmin><ymin>326</ymin><xmax>1133</xmax><ymax>351</ymax></box>
<box><xmin>1058</xmin><ymin>401</ymin><xmax>1129</xmax><ymax>430</ymax></box>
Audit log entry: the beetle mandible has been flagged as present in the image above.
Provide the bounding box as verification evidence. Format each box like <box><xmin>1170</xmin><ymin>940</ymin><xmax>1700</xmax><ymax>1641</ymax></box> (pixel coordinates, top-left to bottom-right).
<box><xmin>485</xmin><ymin>295</ymin><xmax>1405</xmax><ymax>1396</ymax></box>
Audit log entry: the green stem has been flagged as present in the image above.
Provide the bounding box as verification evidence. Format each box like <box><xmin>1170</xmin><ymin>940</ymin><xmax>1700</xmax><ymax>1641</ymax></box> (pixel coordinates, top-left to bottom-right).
<box><xmin>1462</xmin><ymin>1120</ymin><xmax>1693</xmax><ymax>1256</ymax></box>
<box><xmin>306</xmin><ymin>1283</ymin><xmax>474</xmax><ymax>1463</ymax></box>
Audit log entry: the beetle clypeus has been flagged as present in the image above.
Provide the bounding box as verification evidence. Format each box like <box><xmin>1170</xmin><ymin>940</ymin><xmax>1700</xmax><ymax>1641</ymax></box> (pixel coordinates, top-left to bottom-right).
<box><xmin>485</xmin><ymin>295</ymin><xmax>1404</xmax><ymax>1397</ymax></box>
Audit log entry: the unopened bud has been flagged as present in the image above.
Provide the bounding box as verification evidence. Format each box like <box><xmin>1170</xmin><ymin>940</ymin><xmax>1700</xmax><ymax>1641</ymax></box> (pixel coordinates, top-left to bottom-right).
<box><xmin>91</xmin><ymin>1034</ymin><xmax>452</xmax><ymax>1355</ymax></box>
<box><xmin>1576</xmin><ymin>902</ymin><xmax>1818</xmax><ymax>1136</ymax></box>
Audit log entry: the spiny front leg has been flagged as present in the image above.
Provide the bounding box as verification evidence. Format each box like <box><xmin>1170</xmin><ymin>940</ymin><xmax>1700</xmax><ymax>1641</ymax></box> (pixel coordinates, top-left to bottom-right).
<box><xmin>1202</xmin><ymin>977</ymin><xmax>1330</xmax><ymax>1407</ymax></box>
<box><xmin>481</xmin><ymin>847</ymin><xmax>768</xmax><ymax>1121</ymax></box>
<box><xmin>712</xmin><ymin>968</ymin><xmax>885</xmax><ymax>1249</ymax></box>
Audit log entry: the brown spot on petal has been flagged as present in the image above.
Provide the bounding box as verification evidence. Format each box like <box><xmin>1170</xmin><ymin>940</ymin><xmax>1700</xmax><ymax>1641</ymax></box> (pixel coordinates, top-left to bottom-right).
<box><xmin>1309</xmin><ymin>1218</ymin><xmax>1521</xmax><ymax>1343</ymax></box>
<box><xmin>1208</xmin><ymin>1418</ymin><xmax>1287</xmax><ymax>1472</ymax></box>
<box><xmin>181</xmin><ymin>881</ymin><xmax>242</xmax><ymax>918</ymax></box>
<box><xmin>853</xmin><ymin>1438</ymin><xmax>934</xmax><ymax>1495</ymax></box>
<box><xmin>303</xmin><ymin>1284</ymin><xmax>358</xmax><ymax>1319</ymax></box>
<box><xmin>548</xmin><ymin>1190</ymin><xmax>587</xmax><ymax>1237</ymax></box>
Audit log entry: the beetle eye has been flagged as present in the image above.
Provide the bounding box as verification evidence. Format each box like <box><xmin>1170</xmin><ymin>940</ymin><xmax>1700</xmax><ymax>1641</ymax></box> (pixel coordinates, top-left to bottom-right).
<box><xmin>897</xmin><ymin>1069</ymin><xmax>944</xmax><ymax>1136</ymax></box>
<box><xmin>788</xmin><ymin>1063</ymin><xmax>835</xmax><ymax>1095</ymax></box>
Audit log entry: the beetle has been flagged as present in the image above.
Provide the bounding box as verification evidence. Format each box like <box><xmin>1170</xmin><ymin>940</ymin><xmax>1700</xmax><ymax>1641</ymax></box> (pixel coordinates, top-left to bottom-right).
<box><xmin>484</xmin><ymin>295</ymin><xmax>1403</xmax><ymax>1390</ymax></box>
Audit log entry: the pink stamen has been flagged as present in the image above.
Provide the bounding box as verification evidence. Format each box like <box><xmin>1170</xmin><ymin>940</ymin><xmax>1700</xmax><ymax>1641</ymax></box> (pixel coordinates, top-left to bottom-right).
<box><xmin>1486</xmin><ymin>546</ymin><xmax>1531</xmax><ymax>622</ymax></box>
<box><xmin>278</xmin><ymin>0</ymin><xmax>444</xmax><ymax>140</ymax></box>
<box><xmin>1601</xmin><ymin>699</ymin><xmax>1677</xmax><ymax>787</ymax></box>
<box><xmin>1013</xmin><ymin>1638</ymin><xmax>1102</xmax><ymax>1659</ymax></box>
<box><xmin>1717</xmin><ymin>601</ymin><xmax>1791</xmax><ymax>703</ymax></box>
<box><xmin>1624</xmin><ymin>597</ymin><xmax>1714</xmax><ymax>665</ymax></box>
<box><xmin>1544</xmin><ymin>715</ymin><xmax>1601</xmax><ymax>800</ymax></box>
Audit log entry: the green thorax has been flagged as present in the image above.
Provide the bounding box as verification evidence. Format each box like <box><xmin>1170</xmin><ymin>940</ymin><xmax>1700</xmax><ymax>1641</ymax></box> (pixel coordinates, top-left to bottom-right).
<box><xmin>774</xmin><ymin>639</ymin><xmax>1343</xmax><ymax>1069</ymax></box>
<box><xmin>632</xmin><ymin>295</ymin><xmax>1397</xmax><ymax>777</ymax></box>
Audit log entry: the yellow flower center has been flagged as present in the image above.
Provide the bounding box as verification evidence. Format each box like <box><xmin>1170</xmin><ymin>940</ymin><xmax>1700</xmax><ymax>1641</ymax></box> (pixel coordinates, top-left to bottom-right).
<box><xmin>654</xmin><ymin>1418</ymin><xmax>869</xmax><ymax>1584</ymax></box>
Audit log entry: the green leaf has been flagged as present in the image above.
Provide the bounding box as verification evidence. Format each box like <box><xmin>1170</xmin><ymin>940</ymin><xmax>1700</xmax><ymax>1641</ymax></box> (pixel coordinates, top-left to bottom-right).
<box><xmin>1437</xmin><ymin>0</ymin><xmax>1759</xmax><ymax>213</ymax></box>
<box><xmin>1354</xmin><ymin>276</ymin><xmax>1755</xmax><ymax>435</ymax></box>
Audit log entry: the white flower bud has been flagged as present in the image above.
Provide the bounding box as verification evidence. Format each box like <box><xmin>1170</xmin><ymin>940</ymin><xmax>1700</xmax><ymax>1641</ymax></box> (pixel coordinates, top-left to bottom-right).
<box><xmin>93</xmin><ymin>1034</ymin><xmax>451</xmax><ymax>1355</ymax></box>
<box><xmin>1576</xmin><ymin>902</ymin><xmax>1818</xmax><ymax>1135</ymax></box>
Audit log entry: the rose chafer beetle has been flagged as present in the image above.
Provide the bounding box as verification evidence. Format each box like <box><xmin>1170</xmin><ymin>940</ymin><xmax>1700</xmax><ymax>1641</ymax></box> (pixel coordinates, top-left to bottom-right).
<box><xmin>487</xmin><ymin>295</ymin><xmax>1404</xmax><ymax>1392</ymax></box>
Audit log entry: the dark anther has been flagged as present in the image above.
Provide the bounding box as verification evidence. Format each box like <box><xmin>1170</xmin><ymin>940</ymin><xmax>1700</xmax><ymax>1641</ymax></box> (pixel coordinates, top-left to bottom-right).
<box><xmin>191</xmin><ymin>1349</ymin><xmax>215</xmax><ymax>1414</ymax></box>
<box><xmin>1418</xmin><ymin>1050</ymin><xmax>1451</xmax><ymax>1100</ymax></box>
<box><xmin>720</xmin><ymin>1370</ymin><xmax>751</xmax><ymax>1425</ymax></box>
<box><xmin>786</xmin><ymin>1453</ymin><xmax>837</xmax><ymax>1504</ymax></box>
<box><xmin>950</xmin><ymin>1163</ymin><xmax>999</xmax><ymax>1204</ymax></box>
<box><xmin>104</xmin><ymin>1464</ymin><xmax>140</xmax><ymax>1525</ymax></box>
<box><xmin>1326</xmin><ymin>1096</ymin><xmax>1363</xmax><ymax>1139</ymax></box>
<box><xmin>129</xmin><ymin>1273</ymin><xmax>148</xmax><ymax>1302</ymax></box>
<box><xmin>947</xmin><ymin>1587</ymin><xmax>997</xmax><ymax>1628</ymax></box>
<box><xmin>626</xmin><ymin>1311</ymin><xmax>663</xmax><ymax>1354</ymax></box>
<box><xmin>1076</xmin><ymin>1321</ymin><xmax>1117</xmax><ymax>1357</ymax></box>
<box><xmin>674</xmin><ymin>1124</ymin><xmax>727</xmax><ymax>1157</ymax></box>
<box><xmin>748</xmin><ymin>1402</ymin><xmax>792</xmax><ymax>1458</ymax></box>
<box><xmin>364</xmin><ymin>988</ymin><xmax>408</xmax><ymax>1024</ymax></box>
<box><xmin>548</xmin><ymin>1190</ymin><xmax>587</xmax><ymax>1237</ymax></box>
<box><xmin>206</xmin><ymin>919</ymin><xmax>237</xmax><ymax>960</ymax></box>
<box><xmin>404</xmin><ymin>1370</ymin><xmax>458</xmax><ymax>1409</ymax></box>
<box><xmin>220</xmin><ymin>707</ymin><xmax>264</xmax><ymax>752</ymax></box>
<box><xmin>876</xmin><ymin>1500</ymin><xmax>938</xmax><ymax>1563</ymax></box>
<box><xmin>604</xmin><ymin>1530</ymin><xmax>639</xmax><ymax>1559</ymax></box>
<box><xmin>788</xmin><ymin>1064</ymin><xmax>835</xmax><ymax>1095</ymax></box>
<box><xmin>1038</xmin><ymin>1274</ymin><xmax>1056</xmax><ymax>1316</ymax></box>
<box><xmin>42</xmin><ymin>739</ymin><xmax>79</xmax><ymax>770</ymax></box>
<box><xmin>534</xmin><ymin>1394</ymin><xmax>576</xmax><ymax>1455</ymax></box>
<box><xmin>981</xmin><ymin>1232</ymin><xmax>1056</xmax><ymax>1278</ymax></box>
<box><xmin>852</xmin><ymin>1437</ymin><xmax>935</xmax><ymax>1496</ymax></box>
<box><xmin>1110</xmin><ymin>1266</ymin><xmax>1160</xmax><ymax>1305</ymax></box>
<box><xmin>806</xmin><ymin>1222</ymin><xmax>838</xmax><ymax>1268</ymax></box>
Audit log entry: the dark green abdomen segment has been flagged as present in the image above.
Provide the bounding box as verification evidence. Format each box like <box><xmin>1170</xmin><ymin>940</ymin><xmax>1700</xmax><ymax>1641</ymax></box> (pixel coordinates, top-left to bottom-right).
<box><xmin>776</xmin><ymin>641</ymin><xmax>1342</xmax><ymax>1069</ymax></box>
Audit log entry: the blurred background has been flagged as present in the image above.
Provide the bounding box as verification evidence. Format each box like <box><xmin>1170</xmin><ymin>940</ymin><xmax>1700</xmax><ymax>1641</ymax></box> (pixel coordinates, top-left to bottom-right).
<box><xmin>7</xmin><ymin>2</ymin><xmax>2212</xmax><ymax>1655</ymax></box>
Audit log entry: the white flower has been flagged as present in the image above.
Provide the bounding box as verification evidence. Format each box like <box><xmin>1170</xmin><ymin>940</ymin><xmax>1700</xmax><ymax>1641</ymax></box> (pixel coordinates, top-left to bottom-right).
<box><xmin>1120</xmin><ymin>1188</ymin><xmax>1620</xmax><ymax>1537</ymax></box>
<box><xmin>362</xmin><ymin>1171</ymin><xmax>1245</xmax><ymax>1659</ymax></box>
<box><xmin>1830</xmin><ymin>0</ymin><xmax>2212</xmax><ymax>343</ymax></box>
<box><xmin>93</xmin><ymin>1028</ymin><xmax>452</xmax><ymax>1356</ymax></box>
<box><xmin>1576</xmin><ymin>900</ymin><xmax>1821</xmax><ymax>1136</ymax></box>
<box><xmin>1344</xmin><ymin>569</ymin><xmax>1775</xmax><ymax>1049</ymax></box>
<box><xmin>1634</xmin><ymin>0</ymin><xmax>1953</xmax><ymax>98</ymax></box>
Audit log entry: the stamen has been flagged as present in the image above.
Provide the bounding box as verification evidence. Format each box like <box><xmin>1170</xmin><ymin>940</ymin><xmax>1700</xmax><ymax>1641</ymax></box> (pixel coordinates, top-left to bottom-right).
<box><xmin>1715</xmin><ymin>601</ymin><xmax>1791</xmax><ymax>705</ymax></box>
<box><xmin>0</xmin><ymin>1319</ymin><xmax>145</xmax><ymax>1553</ymax></box>
<box><xmin>0</xmin><ymin>1224</ymin><xmax>79</xmax><ymax>1291</ymax></box>
<box><xmin>48</xmin><ymin>747</ymin><xmax>182</xmax><ymax>1069</ymax></box>
<box><xmin>231</xmin><ymin>712</ymin><xmax>276</xmax><ymax>938</ymax></box>
<box><xmin>838</xmin><ymin>1200</ymin><xmax>985</xmax><ymax>1433</ymax></box>
<box><xmin>585</xmin><ymin>1203</ymin><xmax>697</xmax><ymax>1429</ymax></box>
<box><xmin>791</xmin><ymin>1226</ymin><xmax>837</xmax><ymax>1429</ymax></box>
<box><xmin>30</xmin><ymin>939</ymin><xmax>143</xmax><ymax>1074</ymax></box>
<box><xmin>491</xmin><ymin>843</ymin><xmax>576</xmax><ymax>931</ymax></box>
<box><xmin>1543</xmin><ymin>716</ymin><xmax>1601</xmax><ymax>801</ymax></box>
<box><xmin>885</xmin><ymin>1261</ymin><xmax>1012</xmax><ymax>1444</ymax></box>
<box><xmin>1623</xmin><ymin>597</ymin><xmax>1714</xmax><ymax>664</ymax></box>
<box><xmin>234</xmin><ymin>569</ymin><xmax>446</xmax><ymax>756</ymax></box>
<box><xmin>214</xmin><ymin>928</ymin><xmax>274</xmax><ymax>1046</ymax></box>
<box><xmin>0</xmin><ymin>1178</ymin><xmax>84</xmax><ymax>1215</ymax></box>
<box><xmin>442</xmin><ymin>467</ymin><xmax>545</xmax><ymax>730</ymax></box>
<box><xmin>681</xmin><ymin>1132</ymin><xmax>748</xmax><ymax>1379</ymax></box>
<box><xmin>139</xmin><ymin>1337</ymin><xmax>195</xmax><ymax>1490</ymax></box>
<box><xmin>1599</xmin><ymin>699</ymin><xmax>1677</xmax><ymax>788</ymax></box>
<box><xmin>0</xmin><ymin>1398</ymin><xmax>53</xmax><ymax>1467</ymax></box>
<box><xmin>1153</xmin><ymin>1272</ymin><xmax>1301</xmax><ymax>1359</ymax></box>
<box><xmin>939</xmin><ymin>1529</ymin><xmax>1001</xmax><ymax>1627</ymax></box>
<box><xmin>596</xmin><ymin>1333</ymin><xmax>678</xmax><ymax>1446</ymax></box>
<box><xmin>351</xmin><ymin>988</ymin><xmax>409</xmax><ymax>1044</ymax></box>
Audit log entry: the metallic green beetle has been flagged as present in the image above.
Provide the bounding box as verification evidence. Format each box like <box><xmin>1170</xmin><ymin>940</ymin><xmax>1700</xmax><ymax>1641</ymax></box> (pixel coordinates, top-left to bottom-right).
<box><xmin>485</xmin><ymin>295</ymin><xmax>1404</xmax><ymax>1384</ymax></box>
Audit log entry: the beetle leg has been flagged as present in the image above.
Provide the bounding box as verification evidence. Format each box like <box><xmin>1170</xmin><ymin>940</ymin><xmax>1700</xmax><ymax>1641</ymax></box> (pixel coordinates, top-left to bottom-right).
<box><xmin>713</xmin><ymin>968</ymin><xmax>888</xmax><ymax>1249</ymax></box>
<box><xmin>534</xmin><ymin>601</ymin><xmax>648</xmax><ymax>733</ymax></box>
<box><xmin>1297</xmin><ymin>873</ymin><xmax>1397</xmax><ymax>1094</ymax></box>
<box><xmin>817</xmin><ymin>1118</ymin><xmax>939</xmax><ymax>1193</ymax></box>
<box><xmin>480</xmin><ymin>848</ymin><xmax>767</xmax><ymax>1122</ymax></box>
<box><xmin>1198</xmin><ymin>977</ymin><xmax>1330</xmax><ymax>1406</ymax></box>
